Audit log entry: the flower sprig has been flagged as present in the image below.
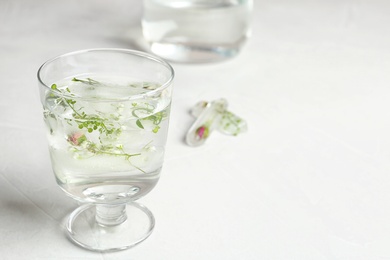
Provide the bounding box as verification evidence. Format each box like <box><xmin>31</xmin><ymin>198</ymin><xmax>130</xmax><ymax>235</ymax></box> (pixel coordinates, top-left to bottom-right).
<box><xmin>68</xmin><ymin>132</ymin><xmax>144</xmax><ymax>173</ymax></box>
<box><xmin>46</xmin><ymin>79</ymin><xmax>148</xmax><ymax>171</ymax></box>
<box><xmin>50</xmin><ymin>83</ymin><xmax>119</xmax><ymax>136</ymax></box>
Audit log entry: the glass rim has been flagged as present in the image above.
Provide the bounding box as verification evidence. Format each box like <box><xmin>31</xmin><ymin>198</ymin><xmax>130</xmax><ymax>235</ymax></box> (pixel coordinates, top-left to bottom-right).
<box><xmin>37</xmin><ymin>48</ymin><xmax>174</xmax><ymax>102</ymax></box>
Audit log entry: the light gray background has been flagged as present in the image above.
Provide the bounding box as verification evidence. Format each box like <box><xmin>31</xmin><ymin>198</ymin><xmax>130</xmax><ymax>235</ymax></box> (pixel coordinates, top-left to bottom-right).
<box><xmin>1</xmin><ymin>0</ymin><xmax>390</xmax><ymax>259</ymax></box>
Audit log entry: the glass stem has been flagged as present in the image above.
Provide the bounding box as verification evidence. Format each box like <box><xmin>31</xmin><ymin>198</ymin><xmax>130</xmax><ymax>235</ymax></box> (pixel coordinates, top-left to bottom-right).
<box><xmin>95</xmin><ymin>204</ymin><xmax>127</xmax><ymax>226</ymax></box>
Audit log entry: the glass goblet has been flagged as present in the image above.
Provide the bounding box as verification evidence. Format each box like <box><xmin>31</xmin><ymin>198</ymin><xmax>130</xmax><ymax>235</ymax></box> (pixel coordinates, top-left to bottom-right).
<box><xmin>37</xmin><ymin>49</ymin><xmax>174</xmax><ymax>251</ymax></box>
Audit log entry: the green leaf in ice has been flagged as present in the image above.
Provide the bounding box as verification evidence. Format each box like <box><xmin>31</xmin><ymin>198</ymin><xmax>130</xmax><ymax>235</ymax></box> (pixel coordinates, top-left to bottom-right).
<box><xmin>71</xmin><ymin>77</ymin><xmax>100</xmax><ymax>85</ymax></box>
<box><xmin>132</xmin><ymin>106</ymin><xmax>167</xmax><ymax>133</ymax></box>
<box><xmin>136</xmin><ymin>119</ymin><xmax>144</xmax><ymax>129</ymax></box>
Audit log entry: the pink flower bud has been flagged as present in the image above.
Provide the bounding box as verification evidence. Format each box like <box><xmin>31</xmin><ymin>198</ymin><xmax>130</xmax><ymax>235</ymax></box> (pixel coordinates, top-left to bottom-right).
<box><xmin>68</xmin><ymin>132</ymin><xmax>87</xmax><ymax>145</ymax></box>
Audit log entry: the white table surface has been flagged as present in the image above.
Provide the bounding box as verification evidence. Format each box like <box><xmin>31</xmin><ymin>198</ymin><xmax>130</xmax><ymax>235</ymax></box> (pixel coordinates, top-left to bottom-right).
<box><xmin>1</xmin><ymin>0</ymin><xmax>390</xmax><ymax>259</ymax></box>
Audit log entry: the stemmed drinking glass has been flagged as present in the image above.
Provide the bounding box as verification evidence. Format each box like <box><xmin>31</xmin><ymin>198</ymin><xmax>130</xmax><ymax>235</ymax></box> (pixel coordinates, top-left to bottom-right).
<box><xmin>37</xmin><ymin>49</ymin><xmax>174</xmax><ymax>251</ymax></box>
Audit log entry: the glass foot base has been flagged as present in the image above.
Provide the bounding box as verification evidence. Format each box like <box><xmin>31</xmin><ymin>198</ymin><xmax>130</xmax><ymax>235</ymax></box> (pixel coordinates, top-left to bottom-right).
<box><xmin>66</xmin><ymin>202</ymin><xmax>155</xmax><ymax>252</ymax></box>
